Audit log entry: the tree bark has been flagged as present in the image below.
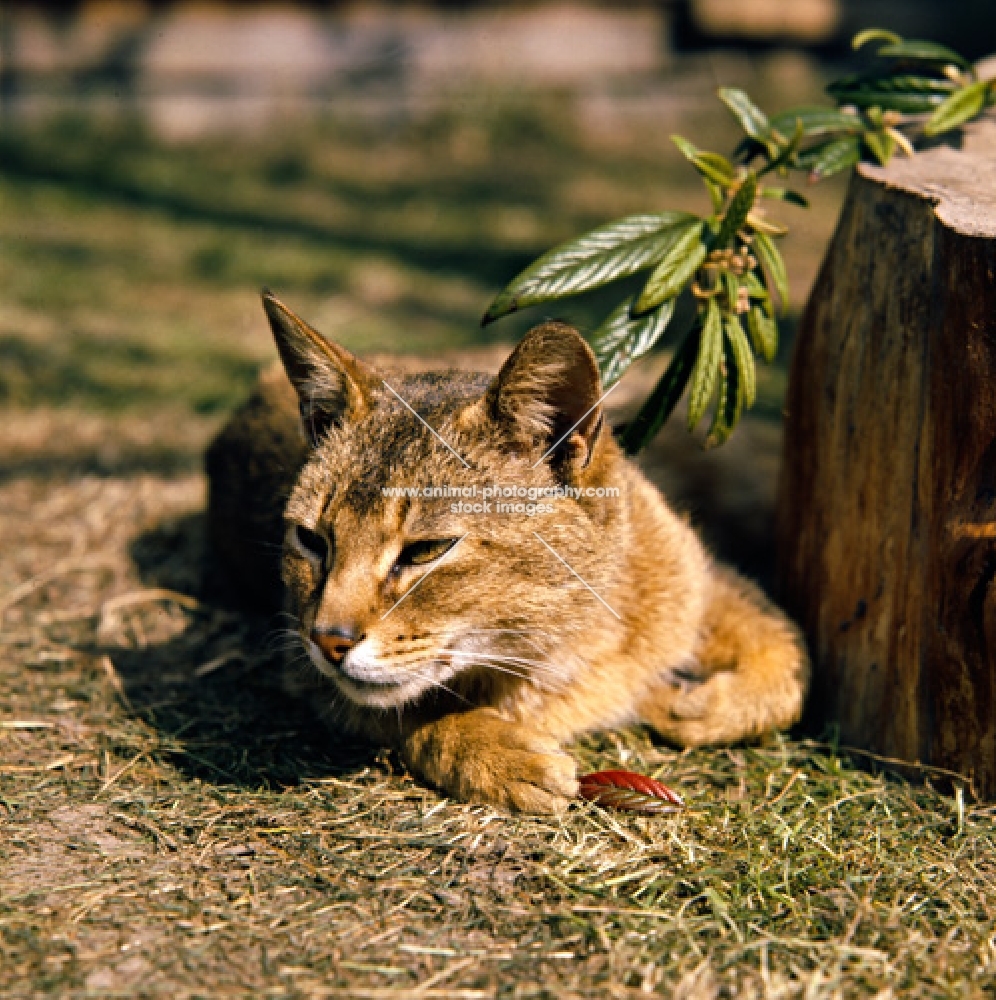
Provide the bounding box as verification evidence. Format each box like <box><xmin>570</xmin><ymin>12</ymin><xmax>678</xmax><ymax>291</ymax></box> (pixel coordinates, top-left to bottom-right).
<box><xmin>776</xmin><ymin>114</ymin><xmax>996</xmax><ymax>797</ymax></box>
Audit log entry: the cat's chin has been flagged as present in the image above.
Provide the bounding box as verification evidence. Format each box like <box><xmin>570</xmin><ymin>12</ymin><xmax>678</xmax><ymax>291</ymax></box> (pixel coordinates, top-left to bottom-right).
<box><xmin>305</xmin><ymin>638</ymin><xmax>434</xmax><ymax>709</ymax></box>
<box><xmin>333</xmin><ymin>673</ymin><xmax>425</xmax><ymax>709</ymax></box>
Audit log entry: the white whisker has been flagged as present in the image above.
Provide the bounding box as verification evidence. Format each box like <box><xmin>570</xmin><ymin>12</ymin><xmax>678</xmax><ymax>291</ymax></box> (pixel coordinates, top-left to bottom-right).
<box><xmin>441</xmin><ymin>650</ymin><xmax>571</xmax><ymax>688</ymax></box>
<box><xmin>407</xmin><ymin>666</ymin><xmax>472</xmax><ymax>706</ymax></box>
<box><xmin>444</xmin><ymin>650</ymin><xmax>566</xmax><ymax>674</ymax></box>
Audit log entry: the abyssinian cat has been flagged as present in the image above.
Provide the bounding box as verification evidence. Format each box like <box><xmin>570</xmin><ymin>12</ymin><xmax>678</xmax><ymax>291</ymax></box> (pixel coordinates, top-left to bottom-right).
<box><xmin>206</xmin><ymin>291</ymin><xmax>809</xmax><ymax>812</ymax></box>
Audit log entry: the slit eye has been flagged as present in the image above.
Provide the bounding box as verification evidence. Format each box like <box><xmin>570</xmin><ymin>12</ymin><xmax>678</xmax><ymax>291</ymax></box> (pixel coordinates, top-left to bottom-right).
<box><xmin>397</xmin><ymin>538</ymin><xmax>459</xmax><ymax>568</ymax></box>
<box><xmin>290</xmin><ymin>524</ymin><xmax>330</xmax><ymax>565</ymax></box>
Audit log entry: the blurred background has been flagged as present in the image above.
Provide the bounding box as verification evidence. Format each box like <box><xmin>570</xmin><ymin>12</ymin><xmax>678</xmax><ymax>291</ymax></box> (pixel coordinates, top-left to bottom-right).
<box><xmin>2</xmin><ymin>1</ymin><xmax>995</xmax><ymax>565</ymax></box>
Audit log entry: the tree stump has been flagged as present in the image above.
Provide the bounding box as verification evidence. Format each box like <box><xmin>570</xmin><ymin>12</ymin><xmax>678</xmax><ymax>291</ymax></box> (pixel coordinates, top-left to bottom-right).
<box><xmin>776</xmin><ymin>113</ymin><xmax>996</xmax><ymax>797</ymax></box>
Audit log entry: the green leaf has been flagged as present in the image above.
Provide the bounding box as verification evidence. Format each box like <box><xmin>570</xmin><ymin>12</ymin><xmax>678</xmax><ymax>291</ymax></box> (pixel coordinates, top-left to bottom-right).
<box><xmin>703</xmin><ymin>177</ymin><xmax>725</xmax><ymax>214</ymax></box>
<box><xmin>852</xmin><ymin>28</ymin><xmax>902</xmax><ymax>50</ymax></box>
<box><xmin>481</xmin><ymin>212</ymin><xmax>698</xmax><ymax>324</ymax></box>
<box><xmin>719</xmin><ymin>269</ymin><xmax>739</xmax><ymax>311</ymax></box>
<box><xmin>706</xmin><ymin>336</ymin><xmax>741</xmax><ymax>448</ymax></box>
<box><xmin>687</xmin><ymin>298</ymin><xmax>723</xmax><ymax>431</ymax></box>
<box><xmin>633</xmin><ymin>221</ymin><xmax>708</xmax><ymax>315</ymax></box>
<box><xmin>764</xmin><ymin>116</ymin><xmax>808</xmax><ymax>177</ymax></box>
<box><xmin>715</xmin><ymin>173</ymin><xmax>757</xmax><ymax>249</ymax></box>
<box><xmin>924</xmin><ymin>79</ymin><xmax>993</xmax><ymax>136</ymax></box>
<box><xmin>876</xmin><ymin>40</ymin><xmax>972</xmax><ymax>71</ymax></box>
<box><xmin>862</xmin><ymin>128</ymin><xmax>896</xmax><ymax>166</ymax></box>
<box><xmin>672</xmin><ymin>136</ymin><xmax>734</xmax><ymax>212</ymax></box>
<box><xmin>717</xmin><ymin>87</ymin><xmax>770</xmax><ymax>141</ymax></box>
<box><xmin>769</xmin><ymin>106</ymin><xmax>865</xmax><ymax>137</ymax></box>
<box><xmin>724</xmin><ymin>311</ymin><xmax>756</xmax><ymax>408</ymax></box>
<box><xmin>747</xmin><ymin>300</ymin><xmax>778</xmax><ymax>363</ymax></box>
<box><xmin>672</xmin><ymin>136</ymin><xmax>736</xmax><ymax>187</ymax></box>
<box><xmin>752</xmin><ymin>232</ymin><xmax>789</xmax><ymax>315</ymax></box>
<box><xmin>863</xmin><ymin>105</ymin><xmax>886</xmax><ymax>127</ymax></box>
<box><xmin>827</xmin><ymin>73</ymin><xmax>956</xmax><ymax>114</ymax></box>
<box><xmin>761</xmin><ymin>187</ymin><xmax>809</xmax><ymax>208</ymax></box>
<box><xmin>590</xmin><ymin>295</ymin><xmax>677</xmax><ymax>388</ymax></box>
<box><xmin>795</xmin><ymin>135</ymin><xmax>862</xmax><ymax>178</ymax></box>
<box><xmin>671</xmin><ymin>134</ymin><xmax>700</xmax><ymax>161</ymax></box>
<box><xmin>620</xmin><ymin>327</ymin><xmax>700</xmax><ymax>454</ymax></box>
<box><xmin>697</xmin><ymin>152</ymin><xmax>737</xmax><ymax>184</ymax></box>
<box><xmin>743</xmin><ymin>270</ymin><xmax>769</xmax><ymax>302</ymax></box>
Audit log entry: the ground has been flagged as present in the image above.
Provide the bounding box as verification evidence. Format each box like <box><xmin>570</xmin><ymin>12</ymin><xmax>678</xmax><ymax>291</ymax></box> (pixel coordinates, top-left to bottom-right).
<box><xmin>2</xmin><ymin>63</ymin><xmax>995</xmax><ymax>998</ymax></box>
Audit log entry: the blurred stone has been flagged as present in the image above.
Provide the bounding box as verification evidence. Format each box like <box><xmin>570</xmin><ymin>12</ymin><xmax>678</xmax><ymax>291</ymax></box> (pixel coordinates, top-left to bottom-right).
<box><xmin>690</xmin><ymin>0</ymin><xmax>841</xmax><ymax>44</ymax></box>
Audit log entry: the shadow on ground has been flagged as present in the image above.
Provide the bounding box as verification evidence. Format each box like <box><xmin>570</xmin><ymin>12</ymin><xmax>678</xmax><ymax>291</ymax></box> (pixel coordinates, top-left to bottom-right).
<box><xmin>0</xmin><ymin>131</ymin><xmax>542</xmax><ymax>292</ymax></box>
<box><xmin>102</xmin><ymin>512</ymin><xmax>381</xmax><ymax>790</ymax></box>
<box><xmin>0</xmin><ymin>444</ymin><xmax>203</xmax><ymax>484</ymax></box>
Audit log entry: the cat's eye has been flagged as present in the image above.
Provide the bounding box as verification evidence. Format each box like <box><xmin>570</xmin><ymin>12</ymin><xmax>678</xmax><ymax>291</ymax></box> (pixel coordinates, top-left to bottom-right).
<box><xmin>290</xmin><ymin>524</ymin><xmax>330</xmax><ymax>565</ymax></box>
<box><xmin>397</xmin><ymin>538</ymin><xmax>459</xmax><ymax>568</ymax></box>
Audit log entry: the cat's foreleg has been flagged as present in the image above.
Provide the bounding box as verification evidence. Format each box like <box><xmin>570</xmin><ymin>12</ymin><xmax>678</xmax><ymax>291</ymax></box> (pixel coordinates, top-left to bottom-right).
<box><xmin>638</xmin><ymin>567</ymin><xmax>809</xmax><ymax>747</ymax></box>
<box><xmin>401</xmin><ymin>707</ymin><xmax>578</xmax><ymax>813</ymax></box>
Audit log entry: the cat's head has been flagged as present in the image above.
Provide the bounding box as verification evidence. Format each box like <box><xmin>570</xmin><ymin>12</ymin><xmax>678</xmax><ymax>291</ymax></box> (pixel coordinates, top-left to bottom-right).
<box><xmin>263</xmin><ymin>291</ymin><xmax>626</xmax><ymax>710</ymax></box>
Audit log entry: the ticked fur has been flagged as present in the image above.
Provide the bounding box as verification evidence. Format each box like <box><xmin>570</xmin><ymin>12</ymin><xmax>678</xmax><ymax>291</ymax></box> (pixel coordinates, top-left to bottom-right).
<box><xmin>206</xmin><ymin>292</ymin><xmax>809</xmax><ymax>812</ymax></box>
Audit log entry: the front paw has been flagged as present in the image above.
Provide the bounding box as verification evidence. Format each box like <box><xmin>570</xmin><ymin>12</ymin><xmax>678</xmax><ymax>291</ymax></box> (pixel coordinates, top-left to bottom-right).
<box><xmin>403</xmin><ymin>709</ymin><xmax>578</xmax><ymax>814</ymax></box>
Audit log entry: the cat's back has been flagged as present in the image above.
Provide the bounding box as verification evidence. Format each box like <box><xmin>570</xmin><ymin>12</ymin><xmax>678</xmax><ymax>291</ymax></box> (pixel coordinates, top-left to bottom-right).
<box><xmin>205</xmin><ymin>363</ymin><xmax>309</xmax><ymax>610</ymax></box>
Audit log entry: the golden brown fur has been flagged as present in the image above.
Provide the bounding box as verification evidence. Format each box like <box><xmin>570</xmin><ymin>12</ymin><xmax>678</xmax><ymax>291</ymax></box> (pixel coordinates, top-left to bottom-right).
<box><xmin>206</xmin><ymin>292</ymin><xmax>809</xmax><ymax>813</ymax></box>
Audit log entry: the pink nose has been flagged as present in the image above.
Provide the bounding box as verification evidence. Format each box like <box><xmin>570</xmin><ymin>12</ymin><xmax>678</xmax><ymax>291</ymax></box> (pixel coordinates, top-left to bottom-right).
<box><xmin>311</xmin><ymin>626</ymin><xmax>359</xmax><ymax>663</ymax></box>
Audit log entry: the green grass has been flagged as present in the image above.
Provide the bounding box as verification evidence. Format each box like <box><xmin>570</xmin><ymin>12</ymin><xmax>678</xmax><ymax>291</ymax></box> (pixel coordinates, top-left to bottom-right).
<box><xmin>0</xmin><ymin>80</ymin><xmax>841</xmax><ymax>420</ymax></box>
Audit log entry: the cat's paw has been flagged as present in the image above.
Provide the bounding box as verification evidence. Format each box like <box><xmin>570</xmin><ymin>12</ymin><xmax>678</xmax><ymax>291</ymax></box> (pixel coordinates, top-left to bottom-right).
<box><xmin>403</xmin><ymin>710</ymin><xmax>578</xmax><ymax>814</ymax></box>
<box><xmin>664</xmin><ymin>667</ymin><xmax>804</xmax><ymax>747</ymax></box>
<box><xmin>665</xmin><ymin>670</ymin><xmax>742</xmax><ymax>746</ymax></box>
<box><xmin>479</xmin><ymin>731</ymin><xmax>578</xmax><ymax>814</ymax></box>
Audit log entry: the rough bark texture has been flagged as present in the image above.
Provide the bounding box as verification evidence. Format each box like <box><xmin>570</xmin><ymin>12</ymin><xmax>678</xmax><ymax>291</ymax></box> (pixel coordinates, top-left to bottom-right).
<box><xmin>777</xmin><ymin>114</ymin><xmax>996</xmax><ymax>797</ymax></box>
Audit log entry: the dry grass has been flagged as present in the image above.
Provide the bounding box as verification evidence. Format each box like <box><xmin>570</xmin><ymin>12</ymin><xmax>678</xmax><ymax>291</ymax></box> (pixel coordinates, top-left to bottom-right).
<box><xmin>2</xmin><ymin>433</ymin><xmax>996</xmax><ymax>998</ymax></box>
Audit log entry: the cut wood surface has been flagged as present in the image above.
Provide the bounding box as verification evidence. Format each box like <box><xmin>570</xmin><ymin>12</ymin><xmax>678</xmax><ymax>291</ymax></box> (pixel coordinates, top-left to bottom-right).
<box><xmin>777</xmin><ymin>113</ymin><xmax>996</xmax><ymax>797</ymax></box>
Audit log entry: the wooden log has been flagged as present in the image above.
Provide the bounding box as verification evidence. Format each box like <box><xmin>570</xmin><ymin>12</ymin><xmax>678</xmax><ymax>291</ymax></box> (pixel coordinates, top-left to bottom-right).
<box><xmin>776</xmin><ymin>113</ymin><xmax>996</xmax><ymax>797</ymax></box>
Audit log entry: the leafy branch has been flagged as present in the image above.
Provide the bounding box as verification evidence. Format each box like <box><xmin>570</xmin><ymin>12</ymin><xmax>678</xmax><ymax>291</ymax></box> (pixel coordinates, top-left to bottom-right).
<box><xmin>482</xmin><ymin>29</ymin><xmax>995</xmax><ymax>452</ymax></box>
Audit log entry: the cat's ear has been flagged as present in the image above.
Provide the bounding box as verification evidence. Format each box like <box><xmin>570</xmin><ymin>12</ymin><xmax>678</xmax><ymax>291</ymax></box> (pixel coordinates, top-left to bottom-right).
<box><xmin>262</xmin><ymin>290</ymin><xmax>378</xmax><ymax>446</ymax></box>
<box><xmin>484</xmin><ymin>321</ymin><xmax>605</xmax><ymax>470</ymax></box>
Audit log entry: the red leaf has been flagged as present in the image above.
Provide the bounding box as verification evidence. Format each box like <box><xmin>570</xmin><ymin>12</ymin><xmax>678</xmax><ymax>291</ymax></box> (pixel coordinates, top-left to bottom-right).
<box><xmin>578</xmin><ymin>769</ymin><xmax>684</xmax><ymax>814</ymax></box>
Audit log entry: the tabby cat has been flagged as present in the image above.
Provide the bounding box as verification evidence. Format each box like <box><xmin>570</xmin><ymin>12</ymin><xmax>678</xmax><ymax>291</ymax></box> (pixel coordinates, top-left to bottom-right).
<box><xmin>206</xmin><ymin>292</ymin><xmax>808</xmax><ymax>812</ymax></box>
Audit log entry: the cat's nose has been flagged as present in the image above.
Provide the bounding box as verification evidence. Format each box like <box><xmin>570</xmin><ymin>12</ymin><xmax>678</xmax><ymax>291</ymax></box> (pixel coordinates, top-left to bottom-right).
<box><xmin>311</xmin><ymin>625</ymin><xmax>361</xmax><ymax>663</ymax></box>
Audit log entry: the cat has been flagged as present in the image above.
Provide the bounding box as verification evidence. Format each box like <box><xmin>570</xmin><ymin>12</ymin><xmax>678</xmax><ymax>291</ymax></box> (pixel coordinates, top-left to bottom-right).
<box><xmin>205</xmin><ymin>291</ymin><xmax>809</xmax><ymax>813</ymax></box>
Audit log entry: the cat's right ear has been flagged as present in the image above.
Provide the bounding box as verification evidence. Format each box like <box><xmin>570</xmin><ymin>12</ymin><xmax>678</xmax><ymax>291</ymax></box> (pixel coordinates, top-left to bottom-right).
<box><xmin>262</xmin><ymin>290</ymin><xmax>378</xmax><ymax>446</ymax></box>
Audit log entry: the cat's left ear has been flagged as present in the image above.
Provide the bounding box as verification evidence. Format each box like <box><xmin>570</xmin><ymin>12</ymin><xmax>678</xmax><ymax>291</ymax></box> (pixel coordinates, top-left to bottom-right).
<box><xmin>262</xmin><ymin>290</ymin><xmax>379</xmax><ymax>446</ymax></box>
<box><xmin>481</xmin><ymin>321</ymin><xmax>605</xmax><ymax>471</ymax></box>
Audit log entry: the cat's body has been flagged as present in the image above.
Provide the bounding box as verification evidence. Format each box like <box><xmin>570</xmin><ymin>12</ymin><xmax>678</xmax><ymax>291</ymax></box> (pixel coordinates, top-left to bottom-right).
<box><xmin>206</xmin><ymin>292</ymin><xmax>809</xmax><ymax>812</ymax></box>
